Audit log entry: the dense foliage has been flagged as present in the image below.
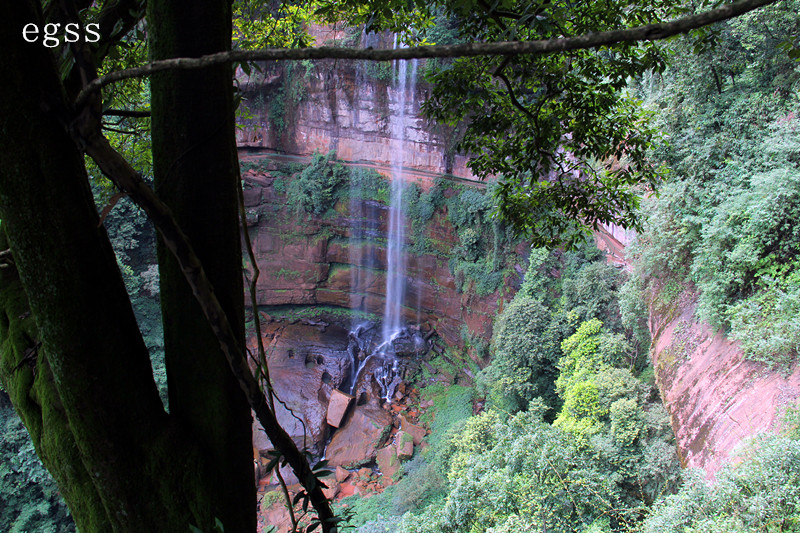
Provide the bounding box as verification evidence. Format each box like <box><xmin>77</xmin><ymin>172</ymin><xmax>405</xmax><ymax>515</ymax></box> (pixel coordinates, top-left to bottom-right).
<box><xmin>623</xmin><ymin>0</ymin><xmax>800</xmax><ymax>367</ymax></box>
<box><xmin>642</xmin><ymin>418</ymin><xmax>800</xmax><ymax>532</ymax></box>
<box><xmin>481</xmin><ymin>245</ymin><xmax>637</xmax><ymax>415</ymax></box>
<box><xmin>0</xmin><ymin>396</ymin><xmax>74</xmax><ymax>533</ymax></box>
<box><xmin>343</xmin><ymin>244</ymin><xmax>678</xmax><ymax>533</ymax></box>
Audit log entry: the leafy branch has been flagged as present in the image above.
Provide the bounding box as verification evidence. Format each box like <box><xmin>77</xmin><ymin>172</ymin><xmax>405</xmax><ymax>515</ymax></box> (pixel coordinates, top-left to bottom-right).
<box><xmin>76</xmin><ymin>0</ymin><xmax>779</xmax><ymax>106</ymax></box>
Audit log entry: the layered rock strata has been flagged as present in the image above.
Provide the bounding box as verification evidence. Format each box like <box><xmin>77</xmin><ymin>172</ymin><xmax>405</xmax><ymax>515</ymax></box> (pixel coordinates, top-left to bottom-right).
<box><xmin>235</xmin><ymin>59</ymin><xmax>475</xmax><ymax>184</ymax></box>
<box><xmin>241</xmin><ymin>169</ymin><xmax>519</xmax><ymax>347</ymax></box>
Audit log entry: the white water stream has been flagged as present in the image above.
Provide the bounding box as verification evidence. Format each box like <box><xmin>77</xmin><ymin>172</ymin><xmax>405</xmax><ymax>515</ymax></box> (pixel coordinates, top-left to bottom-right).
<box><xmin>345</xmin><ymin>40</ymin><xmax>420</xmax><ymax>401</ymax></box>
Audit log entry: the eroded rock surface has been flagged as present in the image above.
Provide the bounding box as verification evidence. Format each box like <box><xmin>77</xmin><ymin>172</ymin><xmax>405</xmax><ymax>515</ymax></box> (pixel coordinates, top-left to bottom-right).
<box><xmin>250</xmin><ymin>322</ymin><xmax>350</xmax><ymax>456</ymax></box>
<box><xmin>241</xmin><ymin>171</ymin><xmax>524</xmax><ymax>347</ymax></box>
<box><xmin>651</xmin><ymin>291</ymin><xmax>800</xmax><ymax>476</ymax></box>
<box><xmin>236</xmin><ymin>58</ymin><xmax>475</xmax><ymax>183</ymax></box>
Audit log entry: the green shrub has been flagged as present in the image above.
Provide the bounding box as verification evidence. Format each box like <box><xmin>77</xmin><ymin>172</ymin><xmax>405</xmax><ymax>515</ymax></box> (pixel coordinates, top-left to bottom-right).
<box><xmin>273</xmin><ymin>177</ymin><xmax>286</xmax><ymax>195</ymax></box>
<box><xmin>0</xmin><ymin>401</ymin><xmax>75</xmax><ymax>532</ymax></box>
<box><xmin>400</xmin><ymin>402</ymin><xmax>678</xmax><ymax>533</ymax></box>
<box><xmin>643</xmin><ymin>433</ymin><xmax>800</xmax><ymax>532</ymax></box>
<box><xmin>346</xmin><ymin>167</ymin><xmax>390</xmax><ymax>204</ymax></box>
<box><xmin>286</xmin><ymin>151</ymin><xmax>347</xmax><ymax>215</ymax></box>
<box><xmin>479</xmin><ymin>294</ymin><xmax>562</xmax><ymax>413</ymax></box>
<box><xmin>625</xmin><ymin>6</ymin><xmax>800</xmax><ymax>367</ymax></box>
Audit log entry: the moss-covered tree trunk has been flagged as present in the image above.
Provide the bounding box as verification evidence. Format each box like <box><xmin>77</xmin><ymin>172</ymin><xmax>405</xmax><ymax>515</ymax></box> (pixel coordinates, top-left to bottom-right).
<box><xmin>148</xmin><ymin>0</ymin><xmax>256</xmax><ymax>530</ymax></box>
<box><xmin>0</xmin><ymin>0</ymin><xmax>254</xmax><ymax>531</ymax></box>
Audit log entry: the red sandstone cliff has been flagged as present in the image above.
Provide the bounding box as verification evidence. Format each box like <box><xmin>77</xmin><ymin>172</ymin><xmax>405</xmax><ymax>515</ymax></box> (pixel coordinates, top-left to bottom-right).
<box><xmin>235</xmin><ymin>60</ymin><xmax>475</xmax><ymax>182</ymax></box>
<box><xmin>649</xmin><ymin>286</ymin><xmax>800</xmax><ymax>476</ymax></box>
<box><xmin>241</xmin><ymin>166</ymin><xmax>523</xmax><ymax>348</ymax></box>
<box><xmin>232</xmin><ymin>53</ymin><xmax>800</xmax><ymax>480</ymax></box>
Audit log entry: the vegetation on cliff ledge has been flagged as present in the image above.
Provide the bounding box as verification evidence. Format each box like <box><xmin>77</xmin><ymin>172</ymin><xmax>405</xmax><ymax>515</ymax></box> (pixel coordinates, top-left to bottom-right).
<box><xmin>623</xmin><ymin>0</ymin><xmax>800</xmax><ymax>369</ymax></box>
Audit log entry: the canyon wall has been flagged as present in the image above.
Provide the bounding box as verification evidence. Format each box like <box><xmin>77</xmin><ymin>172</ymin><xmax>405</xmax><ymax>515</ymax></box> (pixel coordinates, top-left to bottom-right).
<box><xmin>235</xmin><ymin>58</ymin><xmax>476</xmax><ymax>187</ymax></box>
<box><xmin>241</xmin><ymin>166</ymin><xmax>523</xmax><ymax>348</ymax></box>
<box><xmin>234</xmin><ymin>45</ymin><xmax>800</xmax><ymax>480</ymax></box>
<box><xmin>649</xmin><ymin>286</ymin><xmax>800</xmax><ymax>476</ymax></box>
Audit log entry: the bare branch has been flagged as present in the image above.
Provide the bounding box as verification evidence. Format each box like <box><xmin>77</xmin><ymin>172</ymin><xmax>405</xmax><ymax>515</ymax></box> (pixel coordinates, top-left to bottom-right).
<box><xmin>101</xmin><ymin>125</ymin><xmax>137</xmax><ymax>134</ymax></box>
<box><xmin>76</xmin><ymin>0</ymin><xmax>778</xmax><ymax>106</ymax></box>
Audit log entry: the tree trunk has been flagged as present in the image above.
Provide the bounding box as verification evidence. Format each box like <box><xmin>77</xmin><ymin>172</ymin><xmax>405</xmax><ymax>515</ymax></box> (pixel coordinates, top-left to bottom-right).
<box><xmin>148</xmin><ymin>0</ymin><xmax>256</xmax><ymax>530</ymax></box>
<box><xmin>0</xmin><ymin>1</ymin><xmax>250</xmax><ymax>531</ymax></box>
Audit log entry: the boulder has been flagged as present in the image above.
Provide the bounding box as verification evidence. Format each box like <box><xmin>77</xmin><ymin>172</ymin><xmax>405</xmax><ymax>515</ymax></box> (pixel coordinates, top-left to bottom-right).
<box><xmin>252</xmin><ymin>415</ymin><xmax>272</xmax><ymax>453</ymax></box>
<box><xmin>325</xmin><ymin>405</ymin><xmax>392</xmax><ymax>468</ymax></box>
<box><xmin>399</xmin><ymin>414</ymin><xmax>427</xmax><ymax>446</ymax></box>
<box><xmin>391</xmin><ymin>332</ymin><xmax>428</xmax><ymax>357</ymax></box>
<box><xmin>242</xmin><ymin>186</ymin><xmax>263</xmax><ymax>207</ymax></box>
<box><xmin>396</xmin><ymin>431</ymin><xmax>414</xmax><ymax>460</ymax></box>
<box><xmin>376</xmin><ymin>445</ymin><xmax>401</xmax><ymax>480</ymax></box>
<box><xmin>264</xmin><ymin>464</ymin><xmax>299</xmax><ymax>486</ymax></box>
<box><xmin>260</xmin><ymin>499</ymin><xmax>292</xmax><ymax>533</ymax></box>
<box><xmin>335</xmin><ymin>466</ymin><xmax>351</xmax><ymax>483</ymax></box>
<box><xmin>322</xmin><ymin>483</ymin><xmax>340</xmax><ymax>500</ymax></box>
<box><xmin>326</xmin><ymin>389</ymin><xmax>354</xmax><ymax>428</ymax></box>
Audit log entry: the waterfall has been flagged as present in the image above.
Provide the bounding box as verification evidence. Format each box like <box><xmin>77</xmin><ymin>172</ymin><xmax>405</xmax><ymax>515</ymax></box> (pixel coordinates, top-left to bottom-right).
<box><xmin>382</xmin><ymin>49</ymin><xmax>418</xmax><ymax>345</ymax></box>
<box><xmin>343</xmin><ymin>36</ymin><xmax>420</xmax><ymax>402</ymax></box>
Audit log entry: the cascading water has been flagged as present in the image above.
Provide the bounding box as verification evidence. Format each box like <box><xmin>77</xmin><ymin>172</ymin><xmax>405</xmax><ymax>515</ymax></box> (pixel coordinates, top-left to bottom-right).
<box><xmin>375</xmin><ymin>52</ymin><xmax>420</xmax><ymax>402</ymax></box>
<box><xmin>382</xmin><ymin>45</ymin><xmax>416</xmax><ymax>345</ymax></box>
<box><xmin>343</xmin><ymin>37</ymin><xmax>421</xmax><ymax>403</ymax></box>
<box><xmin>345</xmin><ymin>32</ymin><xmax>383</xmax><ymax>395</ymax></box>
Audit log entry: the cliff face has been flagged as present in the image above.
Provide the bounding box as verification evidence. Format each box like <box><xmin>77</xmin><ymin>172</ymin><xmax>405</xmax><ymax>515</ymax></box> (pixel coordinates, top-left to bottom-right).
<box><xmin>234</xmin><ymin>50</ymin><xmax>800</xmax><ymax>481</ymax></box>
<box><xmin>650</xmin><ymin>287</ymin><xmax>800</xmax><ymax>476</ymax></box>
<box><xmin>235</xmin><ymin>59</ymin><xmax>475</xmax><ymax>184</ymax></box>
<box><xmin>241</xmin><ymin>167</ymin><xmax>521</xmax><ymax>347</ymax></box>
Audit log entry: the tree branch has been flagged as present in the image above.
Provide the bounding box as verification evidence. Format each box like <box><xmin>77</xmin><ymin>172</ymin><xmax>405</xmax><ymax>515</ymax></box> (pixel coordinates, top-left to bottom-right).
<box><xmin>76</xmin><ymin>0</ymin><xmax>778</xmax><ymax>106</ymax></box>
<box><xmin>93</xmin><ymin>0</ymin><xmax>147</xmax><ymax>62</ymax></box>
<box><xmin>103</xmin><ymin>108</ymin><xmax>151</xmax><ymax>118</ymax></box>
<box><xmin>73</xmin><ymin>109</ymin><xmax>336</xmax><ymax>530</ymax></box>
<box><xmin>101</xmin><ymin>125</ymin><xmax>137</xmax><ymax>134</ymax></box>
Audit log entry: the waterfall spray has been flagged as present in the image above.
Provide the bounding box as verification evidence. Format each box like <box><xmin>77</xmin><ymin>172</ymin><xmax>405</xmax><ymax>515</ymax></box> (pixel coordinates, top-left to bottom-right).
<box><xmin>382</xmin><ymin>48</ymin><xmax>418</xmax><ymax>345</ymax></box>
<box><xmin>343</xmin><ymin>37</ymin><xmax>420</xmax><ymax>402</ymax></box>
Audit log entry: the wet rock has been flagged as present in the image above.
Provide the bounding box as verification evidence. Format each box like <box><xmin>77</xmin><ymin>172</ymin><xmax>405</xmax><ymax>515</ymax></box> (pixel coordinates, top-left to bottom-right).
<box><xmin>325</xmin><ymin>405</ymin><xmax>392</xmax><ymax>468</ymax></box>
<box><xmin>391</xmin><ymin>332</ymin><xmax>428</xmax><ymax>357</ymax></box>
<box><xmin>301</xmin><ymin>318</ymin><xmax>329</xmax><ymax>330</ymax></box>
<box><xmin>245</xmin><ymin>176</ymin><xmax>514</xmax><ymax>349</ymax></box>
